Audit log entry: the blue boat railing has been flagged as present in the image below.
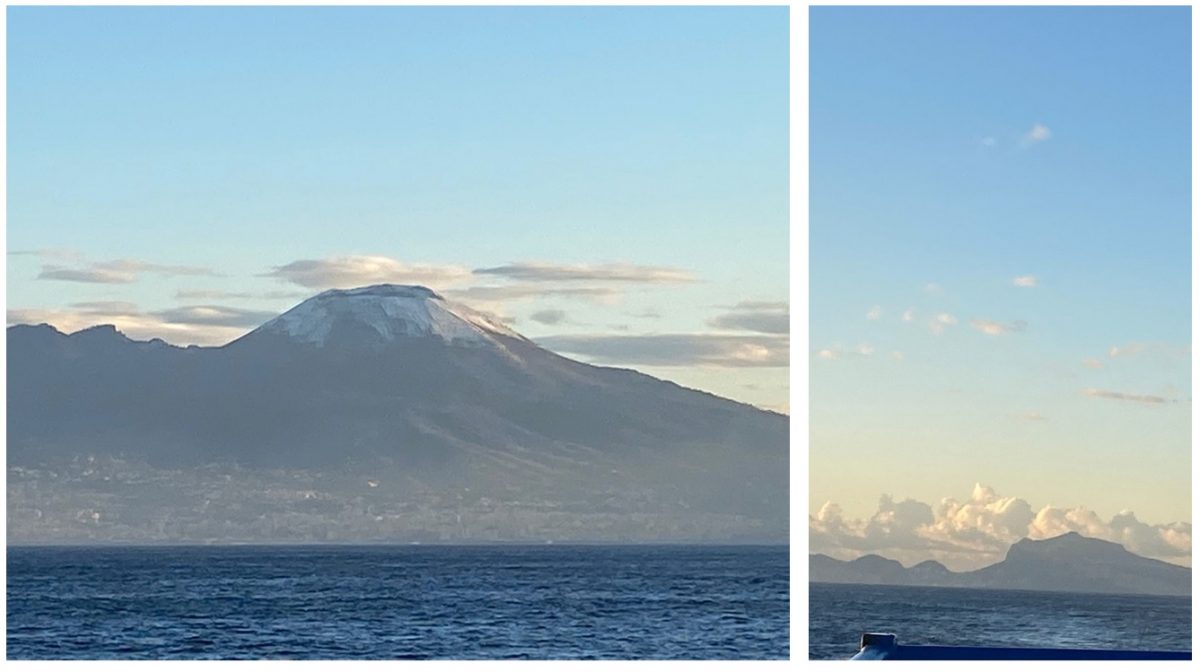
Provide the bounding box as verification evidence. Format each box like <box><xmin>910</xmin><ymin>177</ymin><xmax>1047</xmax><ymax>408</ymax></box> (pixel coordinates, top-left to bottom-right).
<box><xmin>851</xmin><ymin>633</ymin><xmax>1191</xmax><ymax>660</ymax></box>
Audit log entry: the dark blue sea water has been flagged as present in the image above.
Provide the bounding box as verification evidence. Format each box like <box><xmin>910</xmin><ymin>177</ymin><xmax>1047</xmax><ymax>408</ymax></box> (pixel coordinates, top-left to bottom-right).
<box><xmin>7</xmin><ymin>545</ymin><xmax>788</xmax><ymax>660</ymax></box>
<box><xmin>810</xmin><ymin>582</ymin><xmax>1191</xmax><ymax>660</ymax></box>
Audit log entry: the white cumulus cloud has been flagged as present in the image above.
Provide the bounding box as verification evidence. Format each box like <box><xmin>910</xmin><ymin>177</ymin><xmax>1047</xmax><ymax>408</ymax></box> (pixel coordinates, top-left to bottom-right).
<box><xmin>810</xmin><ymin>483</ymin><xmax>1190</xmax><ymax>571</ymax></box>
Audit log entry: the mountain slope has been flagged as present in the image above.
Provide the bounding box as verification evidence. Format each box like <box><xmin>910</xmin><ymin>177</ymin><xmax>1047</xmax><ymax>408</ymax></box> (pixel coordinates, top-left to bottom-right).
<box><xmin>7</xmin><ymin>284</ymin><xmax>788</xmax><ymax>543</ymax></box>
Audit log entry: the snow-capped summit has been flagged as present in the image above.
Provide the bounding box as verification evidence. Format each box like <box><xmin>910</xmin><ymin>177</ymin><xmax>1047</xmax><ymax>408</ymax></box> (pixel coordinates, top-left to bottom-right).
<box><xmin>246</xmin><ymin>284</ymin><xmax>520</xmax><ymax>347</ymax></box>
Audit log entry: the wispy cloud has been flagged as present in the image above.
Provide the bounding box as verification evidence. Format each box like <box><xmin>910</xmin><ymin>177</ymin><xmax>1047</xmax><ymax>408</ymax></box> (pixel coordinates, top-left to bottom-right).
<box><xmin>1022</xmin><ymin>123</ymin><xmax>1052</xmax><ymax>145</ymax></box>
<box><xmin>707</xmin><ymin>301</ymin><xmax>789</xmax><ymax>335</ymax></box>
<box><xmin>1082</xmin><ymin>388</ymin><xmax>1175</xmax><ymax>405</ymax></box>
<box><xmin>1012</xmin><ymin>275</ymin><xmax>1037</xmax><ymax>288</ymax></box>
<box><xmin>902</xmin><ymin>308</ymin><xmax>915</xmax><ymax>323</ymax></box>
<box><xmin>150</xmin><ymin>306</ymin><xmax>278</xmax><ymax>328</ymax></box>
<box><xmin>1020</xmin><ymin>411</ymin><xmax>1048</xmax><ymax>422</ymax></box>
<box><xmin>9</xmin><ymin>248</ymin><xmax>85</xmax><ymax>262</ymax></box>
<box><xmin>69</xmin><ymin>301</ymin><xmax>140</xmax><ymax>313</ymax></box>
<box><xmin>539</xmin><ymin>333</ymin><xmax>788</xmax><ymax>368</ymax></box>
<box><xmin>866</xmin><ymin>305</ymin><xmax>882</xmax><ymax>321</ymax></box>
<box><xmin>37</xmin><ymin>258</ymin><xmax>217</xmax><ymax>284</ymax></box>
<box><xmin>475</xmin><ymin>262</ymin><xmax>694</xmax><ymax>284</ymax></box>
<box><xmin>811</xmin><ymin>483</ymin><xmax>1190</xmax><ymax>571</ymax></box>
<box><xmin>815</xmin><ymin>344</ymin><xmax>876</xmax><ymax>360</ymax></box>
<box><xmin>263</xmin><ymin>256</ymin><xmax>472</xmax><ymax>289</ymax></box>
<box><xmin>1108</xmin><ymin>343</ymin><xmax>1146</xmax><ymax>358</ymax></box>
<box><xmin>969</xmin><ymin>318</ymin><xmax>1027</xmax><ymax>336</ymax></box>
<box><xmin>529</xmin><ymin>309</ymin><xmax>568</xmax><ymax>326</ymax></box>
<box><xmin>929</xmin><ymin>313</ymin><xmax>957</xmax><ymax>335</ymax></box>
<box><xmin>6</xmin><ymin>300</ymin><xmax>264</xmax><ymax>346</ymax></box>
<box><xmin>444</xmin><ymin>285</ymin><xmax>621</xmax><ymax>304</ymax></box>
<box><xmin>1082</xmin><ymin>357</ymin><xmax>1104</xmax><ymax>370</ymax></box>
<box><xmin>727</xmin><ymin>301</ymin><xmax>787</xmax><ymax>312</ymax></box>
<box><xmin>38</xmin><ymin>267</ymin><xmax>134</xmax><ymax>284</ymax></box>
<box><xmin>176</xmin><ymin>289</ymin><xmax>308</xmax><ymax>301</ymax></box>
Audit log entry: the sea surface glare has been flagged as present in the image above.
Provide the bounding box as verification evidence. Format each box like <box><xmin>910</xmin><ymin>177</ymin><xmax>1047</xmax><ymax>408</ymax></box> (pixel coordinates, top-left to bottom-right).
<box><xmin>809</xmin><ymin>583</ymin><xmax>1191</xmax><ymax>660</ymax></box>
<box><xmin>7</xmin><ymin>545</ymin><xmax>788</xmax><ymax>659</ymax></box>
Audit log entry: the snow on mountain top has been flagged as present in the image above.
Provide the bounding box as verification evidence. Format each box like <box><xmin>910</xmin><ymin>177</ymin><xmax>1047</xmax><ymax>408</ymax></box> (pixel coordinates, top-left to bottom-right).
<box><xmin>254</xmin><ymin>284</ymin><xmax>522</xmax><ymax>346</ymax></box>
<box><xmin>315</xmin><ymin>285</ymin><xmax>445</xmax><ymax>301</ymax></box>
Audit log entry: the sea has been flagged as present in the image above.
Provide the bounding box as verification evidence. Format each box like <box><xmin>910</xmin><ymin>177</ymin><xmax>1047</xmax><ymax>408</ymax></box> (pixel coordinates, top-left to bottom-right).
<box><xmin>809</xmin><ymin>582</ymin><xmax>1192</xmax><ymax>660</ymax></box>
<box><xmin>7</xmin><ymin>544</ymin><xmax>788</xmax><ymax>660</ymax></box>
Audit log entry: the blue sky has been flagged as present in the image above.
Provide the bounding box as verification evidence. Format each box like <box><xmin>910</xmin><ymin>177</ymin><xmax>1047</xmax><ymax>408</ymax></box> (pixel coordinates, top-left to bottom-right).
<box><xmin>810</xmin><ymin>7</ymin><xmax>1191</xmax><ymax>568</ymax></box>
<box><xmin>6</xmin><ymin>6</ymin><xmax>789</xmax><ymax>410</ymax></box>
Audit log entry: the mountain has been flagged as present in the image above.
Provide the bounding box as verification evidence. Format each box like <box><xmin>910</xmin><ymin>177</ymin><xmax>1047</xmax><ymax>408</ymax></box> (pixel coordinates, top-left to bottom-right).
<box><xmin>809</xmin><ymin>532</ymin><xmax>1190</xmax><ymax>596</ymax></box>
<box><xmin>7</xmin><ymin>285</ymin><xmax>788</xmax><ymax>544</ymax></box>
<box><xmin>967</xmin><ymin>532</ymin><xmax>1189</xmax><ymax>595</ymax></box>
<box><xmin>809</xmin><ymin>553</ymin><xmax>919</xmax><ymax>585</ymax></box>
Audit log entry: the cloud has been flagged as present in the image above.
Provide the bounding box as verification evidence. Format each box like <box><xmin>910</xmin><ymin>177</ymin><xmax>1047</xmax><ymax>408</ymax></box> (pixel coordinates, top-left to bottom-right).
<box><xmin>1082</xmin><ymin>388</ymin><xmax>1175</xmax><ymax>405</ymax></box>
<box><xmin>811</xmin><ymin>483</ymin><xmax>1190</xmax><ymax>570</ymax></box>
<box><xmin>1023</xmin><ymin>123</ymin><xmax>1052</xmax><ymax>144</ymax></box>
<box><xmin>475</xmin><ymin>262</ymin><xmax>694</xmax><ymax>284</ymax></box>
<box><xmin>1095</xmin><ymin>342</ymin><xmax>1189</xmax><ymax>370</ymax></box>
<box><xmin>444</xmin><ymin>285</ymin><xmax>621</xmax><ymax>304</ymax></box>
<box><xmin>707</xmin><ymin>301</ymin><xmax>789</xmax><ymax>335</ymax></box>
<box><xmin>1029</xmin><ymin>508</ymin><xmax>1192</xmax><ymax>564</ymax></box>
<box><xmin>902</xmin><ymin>308</ymin><xmax>915</xmax><ymax>323</ymax></box>
<box><xmin>815</xmin><ymin>344</ymin><xmax>875</xmax><ymax>360</ymax></box>
<box><xmin>538</xmin><ymin>333</ymin><xmax>788</xmax><ymax>368</ymax></box>
<box><xmin>37</xmin><ymin>259</ymin><xmax>217</xmax><ymax>284</ymax></box>
<box><xmin>969</xmin><ymin>319</ymin><xmax>1027</xmax><ymax>336</ymax></box>
<box><xmin>264</xmin><ymin>256</ymin><xmax>691</xmax><ymax>303</ymax></box>
<box><xmin>8</xmin><ymin>307</ymin><xmax>239</xmax><ymax>346</ymax></box>
<box><xmin>176</xmin><ymin>289</ymin><xmax>308</xmax><ymax>301</ymax></box>
<box><xmin>1082</xmin><ymin>357</ymin><xmax>1104</xmax><ymax>370</ymax></box>
<box><xmin>6</xmin><ymin>301</ymin><xmax>275</xmax><ymax>346</ymax></box>
<box><xmin>1108</xmin><ymin>343</ymin><xmax>1145</xmax><ymax>358</ymax></box>
<box><xmin>728</xmin><ymin>301</ymin><xmax>787</xmax><ymax>312</ymax></box>
<box><xmin>70</xmin><ymin>301</ymin><xmax>140</xmax><ymax>313</ymax></box>
<box><xmin>9</xmin><ymin>248</ymin><xmax>85</xmax><ymax>262</ymax></box>
<box><xmin>1012</xmin><ymin>275</ymin><xmax>1037</xmax><ymax>288</ymax></box>
<box><xmin>529</xmin><ymin>309</ymin><xmax>568</xmax><ymax>326</ymax></box>
<box><xmin>150</xmin><ymin>306</ymin><xmax>279</xmax><ymax>328</ymax></box>
<box><xmin>924</xmin><ymin>283</ymin><xmax>943</xmax><ymax>294</ymax></box>
<box><xmin>980</xmin><ymin>136</ymin><xmax>997</xmax><ymax>148</ymax></box>
<box><xmin>264</xmin><ymin>256</ymin><xmax>472</xmax><ymax>289</ymax></box>
<box><xmin>38</xmin><ymin>267</ymin><xmax>134</xmax><ymax>284</ymax></box>
<box><xmin>1020</xmin><ymin>411</ymin><xmax>1048</xmax><ymax>422</ymax></box>
<box><xmin>928</xmin><ymin>313</ymin><xmax>957</xmax><ymax>335</ymax></box>
<box><xmin>866</xmin><ymin>305</ymin><xmax>882</xmax><ymax>321</ymax></box>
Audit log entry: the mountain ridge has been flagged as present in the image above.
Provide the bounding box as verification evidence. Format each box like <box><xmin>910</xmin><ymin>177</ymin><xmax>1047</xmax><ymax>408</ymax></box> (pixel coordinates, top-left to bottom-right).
<box><xmin>809</xmin><ymin>532</ymin><xmax>1190</xmax><ymax>596</ymax></box>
